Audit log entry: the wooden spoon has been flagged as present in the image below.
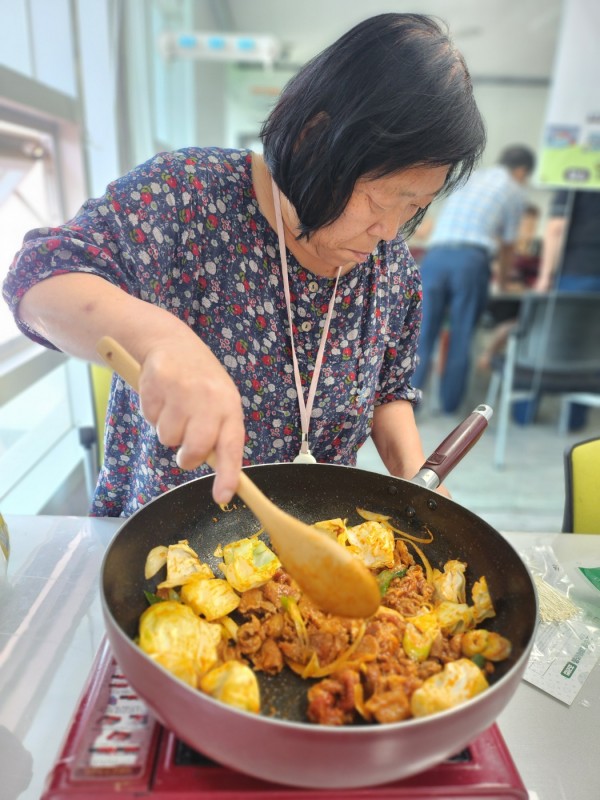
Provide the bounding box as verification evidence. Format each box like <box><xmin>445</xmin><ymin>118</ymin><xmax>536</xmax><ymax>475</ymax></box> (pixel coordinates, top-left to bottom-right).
<box><xmin>96</xmin><ymin>336</ymin><xmax>381</xmax><ymax>618</ymax></box>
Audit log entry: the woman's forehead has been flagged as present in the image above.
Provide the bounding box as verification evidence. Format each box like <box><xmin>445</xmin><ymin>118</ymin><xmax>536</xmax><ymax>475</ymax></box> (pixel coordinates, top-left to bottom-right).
<box><xmin>359</xmin><ymin>164</ymin><xmax>449</xmax><ymax>198</ymax></box>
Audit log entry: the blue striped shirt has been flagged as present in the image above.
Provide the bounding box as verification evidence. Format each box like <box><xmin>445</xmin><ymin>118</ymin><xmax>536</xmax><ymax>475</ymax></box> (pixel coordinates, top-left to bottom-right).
<box><xmin>428</xmin><ymin>165</ymin><xmax>527</xmax><ymax>256</ymax></box>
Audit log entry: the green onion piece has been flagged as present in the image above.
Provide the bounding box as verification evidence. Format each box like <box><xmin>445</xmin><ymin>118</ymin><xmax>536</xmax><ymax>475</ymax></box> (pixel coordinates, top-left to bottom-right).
<box><xmin>144</xmin><ymin>590</ymin><xmax>164</xmax><ymax>605</ymax></box>
<box><xmin>281</xmin><ymin>595</ymin><xmax>308</xmax><ymax>645</ymax></box>
<box><xmin>376</xmin><ymin>567</ymin><xmax>407</xmax><ymax>596</ymax></box>
<box><xmin>471</xmin><ymin>653</ymin><xmax>486</xmax><ymax>669</ymax></box>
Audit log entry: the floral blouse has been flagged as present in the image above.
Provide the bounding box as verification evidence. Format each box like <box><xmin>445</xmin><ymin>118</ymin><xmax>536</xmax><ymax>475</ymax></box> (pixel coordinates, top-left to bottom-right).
<box><xmin>3</xmin><ymin>148</ymin><xmax>422</xmax><ymax>517</ymax></box>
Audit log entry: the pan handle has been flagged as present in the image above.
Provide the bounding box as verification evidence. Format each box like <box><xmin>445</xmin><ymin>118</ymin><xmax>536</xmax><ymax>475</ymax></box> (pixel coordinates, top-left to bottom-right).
<box><xmin>411</xmin><ymin>404</ymin><xmax>493</xmax><ymax>491</ymax></box>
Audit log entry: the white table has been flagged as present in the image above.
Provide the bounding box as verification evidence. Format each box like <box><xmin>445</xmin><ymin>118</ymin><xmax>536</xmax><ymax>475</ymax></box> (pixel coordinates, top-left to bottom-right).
<box><xmin>0</xmin><ymin>516</ymin><xmax>598</xmax><ymax>800</ymax></box>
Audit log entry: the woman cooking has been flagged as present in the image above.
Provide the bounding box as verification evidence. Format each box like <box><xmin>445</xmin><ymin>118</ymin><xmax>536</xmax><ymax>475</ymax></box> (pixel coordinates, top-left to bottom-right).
<box><xmin>3</xmin><ymin>13</ymin><xmax>485</xmax><ymax>516</ymax></box>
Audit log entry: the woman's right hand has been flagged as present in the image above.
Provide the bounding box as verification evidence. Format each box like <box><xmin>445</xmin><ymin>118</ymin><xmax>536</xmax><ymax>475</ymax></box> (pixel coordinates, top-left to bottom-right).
<box><xmin>138</xmin><ymin>336</ymin><xmax>245</xmax><ymax>505</ymax></box>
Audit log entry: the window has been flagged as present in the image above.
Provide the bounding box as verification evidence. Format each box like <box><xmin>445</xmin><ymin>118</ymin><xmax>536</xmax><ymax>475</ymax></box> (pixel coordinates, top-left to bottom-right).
<box><xmin>0</xmin><ymin>120</ymin><xmax>63</xmax><ymax>344</ymax></box>
<box><xmin>0</xmin><ymin>112</ymin><xmax>92</xmax><ymax>514</ymax></box>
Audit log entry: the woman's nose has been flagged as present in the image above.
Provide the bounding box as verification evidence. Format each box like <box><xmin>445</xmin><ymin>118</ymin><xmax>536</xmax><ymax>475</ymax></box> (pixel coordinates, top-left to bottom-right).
<box><xmin>368</xmin><ymin>207</ymin><xmax>408</xmax><ymax>242</ymax></box>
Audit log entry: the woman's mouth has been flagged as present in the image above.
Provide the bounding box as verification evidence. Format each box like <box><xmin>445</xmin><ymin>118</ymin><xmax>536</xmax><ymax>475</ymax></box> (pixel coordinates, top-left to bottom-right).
<box><xmin>348</xmin><ymin>250</ymin><xmax>371</xmax><ymax>263</ymax></box>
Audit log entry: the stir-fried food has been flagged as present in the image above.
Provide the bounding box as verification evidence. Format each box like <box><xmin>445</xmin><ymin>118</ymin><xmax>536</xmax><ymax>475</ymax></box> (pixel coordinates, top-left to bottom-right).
<box><xmin>138</xmin><ymin>510</ymin><xmax>512</xmax><ymax>724</ymax></box>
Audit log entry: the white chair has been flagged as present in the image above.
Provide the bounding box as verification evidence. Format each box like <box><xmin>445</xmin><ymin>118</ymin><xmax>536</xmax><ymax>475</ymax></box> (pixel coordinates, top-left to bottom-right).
<box><xmin>559</xmin><ymin>392</ymin><xmax>600</xmax><ymax>435</ymax></box>
<box><xmin>486</xmin><ymin>292</ymin><xmax>600</xmax><ymax>467</ymax></box>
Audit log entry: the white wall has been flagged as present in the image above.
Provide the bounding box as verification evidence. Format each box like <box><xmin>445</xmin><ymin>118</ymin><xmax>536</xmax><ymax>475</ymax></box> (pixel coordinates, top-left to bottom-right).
<box><xmin>474</xmin><ymin>81</ymin><xmax>554</xmax><ymax>219</ymax></box>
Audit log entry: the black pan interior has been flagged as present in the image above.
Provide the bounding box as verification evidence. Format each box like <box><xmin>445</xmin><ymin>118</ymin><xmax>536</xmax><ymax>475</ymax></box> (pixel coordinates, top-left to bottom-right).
<box><xmin>102</xmin><ymin>463</ymin><xmax>537</xmax><ymax>722</ymax></box>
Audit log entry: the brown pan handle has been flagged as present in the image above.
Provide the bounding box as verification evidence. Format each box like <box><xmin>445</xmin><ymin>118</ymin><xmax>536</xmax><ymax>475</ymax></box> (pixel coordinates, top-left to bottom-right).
<box><xmin>411</xmin><ymin>404</ymin><xmax>493</xmax><ymax>490</ymax></box>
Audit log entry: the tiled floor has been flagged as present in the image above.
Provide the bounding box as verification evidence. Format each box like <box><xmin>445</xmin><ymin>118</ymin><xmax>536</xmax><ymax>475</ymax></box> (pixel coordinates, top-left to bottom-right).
<box><xmin>357</xmin><ymin>364</ymin><xmax>600</xmax><ymax>534</ymax></box>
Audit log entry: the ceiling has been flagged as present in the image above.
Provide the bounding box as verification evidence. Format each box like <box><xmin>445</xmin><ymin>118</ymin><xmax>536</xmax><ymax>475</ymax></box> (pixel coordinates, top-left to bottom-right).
<box><xmin>205</xmin><ymin>0</ymin><xmax>564</xmax><ymax>81</ymax></box>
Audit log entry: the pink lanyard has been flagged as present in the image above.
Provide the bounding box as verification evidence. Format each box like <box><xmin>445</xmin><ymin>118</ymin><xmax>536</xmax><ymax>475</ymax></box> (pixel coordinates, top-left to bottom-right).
<box><xmin>271</xmin><ymin>178</ymin><xmax>341</xmax><ymax>463</ymax></box>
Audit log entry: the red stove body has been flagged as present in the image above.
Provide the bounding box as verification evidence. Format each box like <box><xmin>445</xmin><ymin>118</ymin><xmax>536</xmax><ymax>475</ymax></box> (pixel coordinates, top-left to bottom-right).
<box><xmin>42</xmin><ymin>640</ymin><xmax>527</xmax><ymax>799</ymax></box>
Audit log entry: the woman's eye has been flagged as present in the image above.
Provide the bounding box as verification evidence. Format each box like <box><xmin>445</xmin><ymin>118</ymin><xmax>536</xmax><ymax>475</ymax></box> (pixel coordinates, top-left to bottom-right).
<box><xmin>370</xmin><ymin>198</ymin><xmax>388</xmax><ymax>213</ymax></box>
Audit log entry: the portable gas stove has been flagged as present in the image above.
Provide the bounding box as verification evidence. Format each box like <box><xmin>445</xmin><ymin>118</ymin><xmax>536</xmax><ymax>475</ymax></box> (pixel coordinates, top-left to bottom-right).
<box><xmin>42</xmin><ymin>639</ymin><xmax>527</xmax><ymax>799</ymax></box>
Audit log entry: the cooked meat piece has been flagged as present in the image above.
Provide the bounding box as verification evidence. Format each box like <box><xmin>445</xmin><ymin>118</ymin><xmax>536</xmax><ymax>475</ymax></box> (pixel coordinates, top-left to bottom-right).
<box><xmin>263</xmin><ymin>570</ymin><xmax>301</xmax><ymax>605</ymax></box>
<box><xmin>365</xmin><ymin>616</ymin><xmax>405</xmax><ymax>659</ymax></box>
<box><xmin>278</xmin><ymin>638</ymin><xmax>312</xmax><ymax>665</ymax></box>
<box><xmin>364</xmin><ymin>675</ymin><xmax>412</xmax><ymax>723</ymax></box>
<box><xmin>429</xmin><ymin>632</ymin><xmax>463</xmax><ymax>663</ymax></box>
<box><xmin>383</xmin><ymin>565</ymin><xmax>434</xmax><ymax>616</ymax></box>
<box><xmin>307</xmin><ymin>669</ymin><xmax>360</xmax><ymax>725</ymax></box>
<box><xmin>219</xmin><ymin>641</ymin><xmax>240</xmax><ymax>662</ymax></box>
<box><xmin>236</xmin><ymin>615</ymin><xmax>264</xmax><ymax>655</ymax></box>
<box><xmin>353</xmin><ymin>633</ymin><xmax>379</xmax><ymax>661</ymax></box>
<box><xmin>238</xmin><ymin>587</ymin><xmax>276</xmax><ymax>616</ymax></box>
<box><xmin>262</xmin><ymin>611</ymin><xmax>285</xmax><ymax>639</ymax></box>
<box><xmin>306</xmin><ymin>631</ymin><xmax>344</xmax><ymax>665</ymax></box>
<box><xmin>253</xmin><ymin>637</ymin><xmax>284</xmax><ymax>675</ymax></box>
<box><xmin>416</xmin><ymin>659</ymin><xmax>443</xmax><ymax>680</ymax></box>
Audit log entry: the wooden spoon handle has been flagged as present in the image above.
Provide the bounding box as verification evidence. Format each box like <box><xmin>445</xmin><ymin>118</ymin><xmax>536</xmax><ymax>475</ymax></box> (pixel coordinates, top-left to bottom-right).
<box><xmin>97</xmin><ymin>336</ymin><xmax>142</xmax><ymax>390</ymax></box>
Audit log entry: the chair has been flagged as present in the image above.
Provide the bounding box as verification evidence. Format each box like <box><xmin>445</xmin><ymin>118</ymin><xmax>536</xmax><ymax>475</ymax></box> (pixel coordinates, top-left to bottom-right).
<box><xmin>485</xmin><ymin>292</ymin><xmax>600</xmax><ymax>467</ymax></box>
<box><xmin>562</xmin><ymin>436</ymin><xmax>600</xmax><ymax>533</ymax></box>
<box><xmin>79</xmin><ymin>364</ymin><xmax>113</xmax><ymax>500</ymax></box>
<box><xmin>559</xmin><ymin>392</ymin><xmax>600</xmax><ymax>435</ymax></box>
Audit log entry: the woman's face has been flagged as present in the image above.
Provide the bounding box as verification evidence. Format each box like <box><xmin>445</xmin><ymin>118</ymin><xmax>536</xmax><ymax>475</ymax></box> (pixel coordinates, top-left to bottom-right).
<box><xmin>289</xmin><ymin>164</ymin><xmax>449</xmax><ymax>277</ymax></box>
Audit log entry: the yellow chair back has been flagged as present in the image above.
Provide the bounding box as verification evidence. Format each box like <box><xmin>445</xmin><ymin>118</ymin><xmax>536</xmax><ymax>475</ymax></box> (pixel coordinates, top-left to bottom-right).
<box><xmin>563</xmin><ymin>437</ymin><xmax>600</xmax><ymax>534</ymax></box>
<box><xmin>90</xmin><ymin>364</ymin><xmax>113</xmax><ymax>467</ymax></box>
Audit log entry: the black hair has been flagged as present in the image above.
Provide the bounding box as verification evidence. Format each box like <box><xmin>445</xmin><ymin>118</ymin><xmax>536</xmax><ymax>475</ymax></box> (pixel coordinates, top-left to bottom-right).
<box><xmin>261</xmin><ymin>13</ymin><xmax>486</xmax><ymax>239</ymax></box>
<box><xmin>498</xmin><ymin>145</ymin><xmax>536</xmax><ymax>175</ymax></box>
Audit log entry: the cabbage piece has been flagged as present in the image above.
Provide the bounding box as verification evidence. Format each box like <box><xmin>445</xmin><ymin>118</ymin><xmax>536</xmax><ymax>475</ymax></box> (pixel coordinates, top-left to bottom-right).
<box><xmin>471</xmin><ymin>576</ymin><xmax>496</xmax><ymax>624</ymax></box>
<box><xmin>200</xmin><ymin>661</ymin><xmax>260</xmax><ymax>713</ymax></box>
<box><xmin>410</xmin><ymin>658</ymin><xmax>489</xmax><ymax>717</ymax></box>
<box><xmin>157</xmin><ymin>540</ymin><xmax>214</xmax><ymax>589</ymax></box>
<box><xmin>434</xmin><ymin>601</ymin><xmax>475</xmax><ymax>634</ymax></box>
<box><xmin>151</xmin><ymin>651</ymin><xmax>198</xmax><ymax>687</ymax></box>
<box><xmin>407</xmin><ymin>609</ymin><xmax>439</xmax><ymax>634</ymax></box>
<box><xmin>314</xmin><ymin>518</ymin><xmax>347</xmax><ymax>542</ymax></box>
<box><xmin>219</xmin><ymin>537</ymin><xmax>281</xmax><ymax>592</ymax></box>
<box><xmin>344</xmin><ymin>520</ymin><xmax>395</xmax><ymax>569</ymax></box>
<box><xmin>138</xmin><ymin>600</ymin><xmax>220</xmax><ymax>678</ymax></box>
<box><xmin>180</xmin><ymin>575</ymin><xmax>240</xmax><ymax>621</ymax></box>
<box><xmin>432</xmin><ymin>560</ymin><xmax>467</xmax><ymax>604</ymax></box>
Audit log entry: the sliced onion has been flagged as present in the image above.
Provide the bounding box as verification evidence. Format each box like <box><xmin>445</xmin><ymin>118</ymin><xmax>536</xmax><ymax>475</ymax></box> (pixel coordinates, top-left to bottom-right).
<box><xmin>286</xmin><ymin>622</ymin><xmax>370</xmax><ymax>679</ymax></box>
<box><xmin>144</xmin><ymin>545</ymin><xmax>168</xmax><ymax>579</ymax></box>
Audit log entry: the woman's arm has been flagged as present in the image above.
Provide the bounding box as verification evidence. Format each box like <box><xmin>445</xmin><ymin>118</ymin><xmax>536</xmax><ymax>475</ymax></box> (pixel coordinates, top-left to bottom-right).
<box><xmin>18</xmin><ymin>273</ymin><xmax>245</xmax><ymax>504</ymax></box>
<box><xmin>370</xmin><ymin>399</ymin><xmax>451</xmax><ymax>497</ymax></box>
<box><xmin>533</xmin><ymin>217</ymin><xmax>566</xmax><ymax>292</ymax></box>
<box><xmin>370</xmin><ymin>399</ymin><xmax>426</xmax><ymax>479</ymax></box>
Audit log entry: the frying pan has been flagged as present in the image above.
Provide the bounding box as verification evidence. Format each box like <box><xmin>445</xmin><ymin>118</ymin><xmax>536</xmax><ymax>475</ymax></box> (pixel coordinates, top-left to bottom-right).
<box><xmin>101</xmin><ymin>408</ymin><xmax>537</xmax><ymax>789</ymax></box>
